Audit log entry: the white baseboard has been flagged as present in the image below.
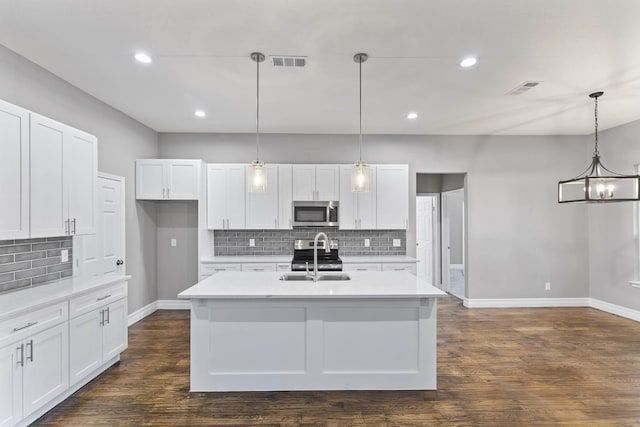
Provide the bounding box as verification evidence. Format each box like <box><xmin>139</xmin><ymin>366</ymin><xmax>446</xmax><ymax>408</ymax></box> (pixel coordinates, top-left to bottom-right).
<box><xmin>463</xmin><ymin>297</ymin><xmax>590</xmax><ymax>308</ymax></box>
<box><xmin>589</xmin><ymin>298</ymin><xmax>640</xmax><ymax>322</ymax></box>
<box><xmin>128</xmin><ymin>301</ymin><xmax>158</xmax><ymax>326</ymax></box>
<box><xmin>157</xmin><ymin>299</ymin><xmax>190</xmax><ymax>310</ymax></box>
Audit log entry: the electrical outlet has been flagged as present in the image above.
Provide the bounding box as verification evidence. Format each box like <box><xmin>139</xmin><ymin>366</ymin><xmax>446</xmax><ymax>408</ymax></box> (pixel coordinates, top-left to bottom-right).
<box><xmin>171</xmin><ymin>239</ymin><xmax>177</xmax><ymax>247</ymax></box>
<box><xmin>249</xmin><ymin>238</ymin><xmax>255</xmax><ymax>247</ymax></box>
<box><xmin>61</xmin><ymin>249</ymin><xmax>68</xmax><ymax>263</ymax></box>
<box><xmin>364</xmin><ymin>239</ymin><xmax>370</xmax><ymax>247</ymax></box>
<box><xmin>545</xmin><ymin>282</ymin><xmax>551</xmax><ymax>291</ymax></box>
<box><xmin>393</xmin><ymin>239</ymin><xmax>401</xmax><ymax>247</ymax></box>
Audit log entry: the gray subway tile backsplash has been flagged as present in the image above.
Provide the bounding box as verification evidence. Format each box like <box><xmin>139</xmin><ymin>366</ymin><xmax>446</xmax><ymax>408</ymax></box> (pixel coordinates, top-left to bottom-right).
<box><xmin>213</xmin><ymin>228</ymin><xmax>406</xmax><ymax>256</ymax></box>
<box><xmin>0</xmin><ymin>237</ymin><xmax>73</xmax><ymax>294</ymax></box>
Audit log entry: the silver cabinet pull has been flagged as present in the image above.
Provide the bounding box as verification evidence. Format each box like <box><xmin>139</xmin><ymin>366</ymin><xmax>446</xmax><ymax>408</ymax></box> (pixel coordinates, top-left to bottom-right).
<box><xmin>167</xmin><ymin>187</ymin><xmax>170</xmax><ymax>198</ymax></box>
<box><xmin>357</xmin><ymin>268</ymin><xmax>368</xmax><ymax>271</ymax></box>
<box><xmin>289</xmin><ymin>218</ymin><xmax>292</xmax><ymax>229</ymax></box>
<box><xmin>13</xmin><ymin>321</ymin><xmax>38</xmax><ymax>332</ymax></box>
<box><xmin>394</xmin><ymin>268</ymin><xmax>405</xmax><ymax>271</ymax></box>
<box><xmin>275</xmin><ymin>218</ymin><xmax>278</xmax><ymax>229</ymax></box>
<box><xmin>64</xmin><ymin>219</ymin><xmax>69</xmax><ymax>235</ymax></box>
<box><xmin>72</xmin><ymin>218</ymin><xmax>77</xmax><ymax>234</ymax></box>
<box><xmin>97</xmin><ymin>294</ymin><xmax>111</xmax><ymax>301</ymax></box>
<box><xmin>106</xmin><ymin>307</ymin><xmax>110</xmax><ymax>325</ymax></box>
<box><xmin>222</xmin><ymin>219</ymin><xmax>225</xmax><ymax>229</ymax></box>
<box><xmin>99</xmin><ymin>309</ymin><xmax>104</xmax><ymax>326</ymax></box>
<box><xmin>162</xmin><ymin>188</ymin><xmax>165</xmax><ymax>198</ymax></box>
<box><xmin>253</xmin><ymin>268</ymin><xmax>265</xmax><ymax>271</ymax></box>
<box><xmin>16</xmin><ymin>344</ymin><xmax>24</xmax><ymax>367</ymax></box>
<box><xmin>26</xmin><ymin>340</ymin><xmax>33</xmax><ymax>362</ymax></box>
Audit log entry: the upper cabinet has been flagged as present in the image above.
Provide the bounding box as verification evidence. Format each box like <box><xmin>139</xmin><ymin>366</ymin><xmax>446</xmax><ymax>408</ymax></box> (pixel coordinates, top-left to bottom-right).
<box><xmin>278</xmin><ymin>165</ymin><xmax>293</xmax><ymax>229</ymax></box>
<box><xmin>30</xmin><ymin>113</ymin><xmax>97</xmax><ymax>237</ymax></box>
<box><xmin>0</xmin><ymin>100</ymin><xmax>29</xmax><ymax>239</ymax></box>
<box><xmin>207</xmin><ymin>164</ymin><xmax>245</xmax><ymax>230</ymax></box>
<box><xmin>292</xmin><ymin>165</ymin><xmax>339</xmax><ymax>201</ymax></box>
<box><xmin>245</xmin><ymin>164</ymin><xmax>279</xmax><ymax>229</ymax></box>
<box><xmin>136</xmin><ymin>159</ymin><xmax>202</xmax><ymax>200</ymax></box>
<box><xmin>338</xmin><ymin>165</ymin><xmax>377</xmax><ymax>230</ymax></box>
<box><xmin>376</xmin><ymin>165</ymin><xmax>409</xmax><ymax>229</ymax></box>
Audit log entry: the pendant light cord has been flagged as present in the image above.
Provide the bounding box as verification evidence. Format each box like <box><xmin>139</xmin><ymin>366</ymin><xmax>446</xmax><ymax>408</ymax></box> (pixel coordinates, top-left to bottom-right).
<box><xmin>593</xmin><ymin>95</ymin><xmax>599</xmax><ymax>157</ymax></box>
<box><xmin>358</xmin><ymin>57</ymin><xmax>363</xmax><ymax>162</ymax></box>
<box><xmin>256</xmin><ymin>56</ymin><xmax>260</xmax><ymax>162</ymax></box>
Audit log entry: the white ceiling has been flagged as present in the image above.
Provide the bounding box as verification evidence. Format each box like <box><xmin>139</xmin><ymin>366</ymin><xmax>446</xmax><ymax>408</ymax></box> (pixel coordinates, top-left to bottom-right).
<box><xmin>1</xmin><ymin>0</ymin><xmax>640</xmax><ymax>135</ymax></box>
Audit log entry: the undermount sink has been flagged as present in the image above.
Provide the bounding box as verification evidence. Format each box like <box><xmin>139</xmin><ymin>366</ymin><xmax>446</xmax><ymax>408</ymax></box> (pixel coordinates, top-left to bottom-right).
<box><xmin>279</xmin><ymin>273</ymin><xmax>351</xmax><ymax>281</ymax></box>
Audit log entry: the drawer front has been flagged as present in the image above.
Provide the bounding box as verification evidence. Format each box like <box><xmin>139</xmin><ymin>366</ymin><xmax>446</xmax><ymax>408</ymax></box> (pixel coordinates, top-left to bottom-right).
<box><xmin>0</xmin><ymin>301</ymin><xmax>68</xmax><ymax>347</ymax></box>
<box><xmin>69</xmin><ymin>282</ymin><xmax>127</xmax><ymax>319</ymax></box>
<box><xmin>382</xmin><ymin>263</ymin><xmax>417</xmax><ymax>274</ymax></box>
<box><xmin>201</xmin><ymin>263</ymin><xmax>242</xmax><ymax>276</ymax></box>
<box><xmin>276</xmin><ymin>263</ymin><xmax>291</xmax><ymax>272</ymax></box>
<box><xmin>241</xmin><ymin>263</ymin><xmax>277</xmax><ymax>272</ymax></box>
<box><xmin>343</xmin><ymin>263</ymin><xmax>382</xmax><ymax>272</ymax></box>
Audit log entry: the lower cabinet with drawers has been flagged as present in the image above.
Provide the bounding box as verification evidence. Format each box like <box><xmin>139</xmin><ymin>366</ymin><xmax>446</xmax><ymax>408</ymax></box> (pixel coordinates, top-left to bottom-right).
<box><xmin>0</xmin><ymin>278</ymin><xmax>128</xmax><ymax>427</ymax></box>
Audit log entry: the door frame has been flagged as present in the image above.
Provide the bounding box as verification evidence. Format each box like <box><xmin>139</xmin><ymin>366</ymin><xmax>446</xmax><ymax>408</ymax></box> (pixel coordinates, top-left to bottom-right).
<box><xmin>416</xmin><ymin>193</ymin><xmax>440</xmax><ymax>288</ymax></box>
<box><xmin>442</xmin><ymin>188</ymin><xmax>465</xmax><ymax>297</ymax></box>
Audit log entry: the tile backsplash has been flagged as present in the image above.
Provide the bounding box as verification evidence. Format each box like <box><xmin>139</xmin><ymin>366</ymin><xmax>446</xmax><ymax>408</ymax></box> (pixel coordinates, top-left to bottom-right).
<box><xmin>0</xmin><ymin>237</ymin><xmax>73</xmax><ymax>293</ymax></box>
<box><xmin>213</xmin><ymin>228</ymin><xmax>406</xmax><ymax>256</ymax></box>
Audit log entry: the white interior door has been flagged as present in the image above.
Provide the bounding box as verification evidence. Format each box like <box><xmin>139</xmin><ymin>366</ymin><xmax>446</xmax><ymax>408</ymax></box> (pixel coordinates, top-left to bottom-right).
<box><xmin>416</xmin><ymin>195</ymin><xmax>436</xmax><ymax>286</ymax></box>
<box><xmin>76</xmin><ymin>174</ymin><xmax>125</xmax><ymax>277</ymax></box>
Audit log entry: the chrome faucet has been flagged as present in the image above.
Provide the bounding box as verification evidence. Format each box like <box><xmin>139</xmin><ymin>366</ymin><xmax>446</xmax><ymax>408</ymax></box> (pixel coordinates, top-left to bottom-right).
<box><xmin>306</xmin><ymin>232</ymin><xmax>330</xmax><ymax>282</ymax></box>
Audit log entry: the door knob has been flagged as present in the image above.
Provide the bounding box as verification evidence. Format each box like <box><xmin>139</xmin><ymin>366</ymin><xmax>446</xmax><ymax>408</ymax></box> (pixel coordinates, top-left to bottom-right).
<box><xmin>116</xmin><ymin>260</ymin><xmax>124</xmax><ymax>266</ymax></box>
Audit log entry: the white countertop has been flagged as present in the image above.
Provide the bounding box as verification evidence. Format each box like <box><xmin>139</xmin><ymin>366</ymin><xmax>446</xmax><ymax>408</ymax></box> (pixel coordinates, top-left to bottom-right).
<box><xmin>179</xmin><ymin>271</ymin><xmax>445</xmax><ymax>299</ymax></box>
<box><xmin>201</xmin><ymin>255</ymin><xmax>417</xmax><ymax>264</ymax></box>
<box><xmin>0</xmin><ymin>275</ymin><xmax>131</xmax><ymax>321</ymax></box>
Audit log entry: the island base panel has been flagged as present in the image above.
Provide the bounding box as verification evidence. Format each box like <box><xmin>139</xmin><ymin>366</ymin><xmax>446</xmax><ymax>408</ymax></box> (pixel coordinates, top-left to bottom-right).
<box><xmin>189</xmin><ymin>298</ymin><xmax>437</xmax><ymax>391</ymax></box>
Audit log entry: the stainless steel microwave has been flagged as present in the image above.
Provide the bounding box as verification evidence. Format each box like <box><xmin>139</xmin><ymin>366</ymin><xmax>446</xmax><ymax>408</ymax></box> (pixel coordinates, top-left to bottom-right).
<box><xmin>293</xmin><ymin>201</ymin><xmax>339</xmax><ymax>227</ymax></box>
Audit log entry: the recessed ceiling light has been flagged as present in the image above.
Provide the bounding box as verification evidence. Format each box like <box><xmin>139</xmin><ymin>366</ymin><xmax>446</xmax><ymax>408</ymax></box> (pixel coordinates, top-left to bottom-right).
<box><xmin>134</xmin><ymin>52</ymin><xmax>152</xmax><ymax>64</ymax></box>
<box><xmin>194</xmin><ymin>110</ymin><xmax>206</xmax><ymax>118</ymax></box>
<box><xmin>407</xmin><ymin>112</ymin><xmax>418</xmax><ymax>120</ymax></box>
<box><xmin>459</xmin><ymin>57</ymin><xmax>477</xmax><ymax>68</ymax></box>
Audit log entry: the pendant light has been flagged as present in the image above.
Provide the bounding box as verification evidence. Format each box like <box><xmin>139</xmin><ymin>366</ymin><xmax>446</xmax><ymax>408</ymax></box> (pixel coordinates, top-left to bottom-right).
<box><xmin>351</xmin><ymin>52</ymin><xmax>371</xmax><ymax>193</ymax></box>
<box><xmin>248</xmin><ymin>52</ymin><xmax>267</xmax><ymax>193</ymax></box>
<box><xmin>558</xmin><ymin>92</ymin><xmax>640</xmax><ymax>203</ymax></box>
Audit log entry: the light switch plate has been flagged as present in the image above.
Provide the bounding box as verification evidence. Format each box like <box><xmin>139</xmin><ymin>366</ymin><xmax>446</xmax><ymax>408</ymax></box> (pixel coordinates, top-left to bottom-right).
<box><xmin>393</xmin><ymin>239</ymin><xmax>401</xmax><ymax>247</ymax></box>
<box><xmin>364</xmin><ymin>239</ymin><xmax>370</xmax><ymax>247</ymax></box>
<box><xmin>171</xmin><ymin>239</ymin><xmax>177</xmax><ymax>247</ymax></box>
<box><xmin>61</xmin><ymin>249</ymin><xmax>68</xmax><ymax>263</ymax></box>
<box><xmin>249</xmin><ymin>238</ymin><xmax>255</xmax><ymax>247</ymax></box>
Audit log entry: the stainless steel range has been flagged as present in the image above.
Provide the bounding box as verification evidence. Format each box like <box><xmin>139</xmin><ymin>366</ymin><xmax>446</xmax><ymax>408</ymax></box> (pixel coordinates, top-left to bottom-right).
<box><xmin>291</xmin><ymin>239</ymin><xmax>343</xmax><ymax>272</ymax></box>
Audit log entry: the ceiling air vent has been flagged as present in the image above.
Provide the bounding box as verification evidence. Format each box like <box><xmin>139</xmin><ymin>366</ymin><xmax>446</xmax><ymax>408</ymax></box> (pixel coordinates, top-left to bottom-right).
<box><xmin>271</xmin><ymin>55</ymin><xmax>307</xmax><ymax>68</ymax></box>
<box><xmin>508</xmin><ymin>81</ymin><xmax>542</xmax><ymax>95</ymax></box>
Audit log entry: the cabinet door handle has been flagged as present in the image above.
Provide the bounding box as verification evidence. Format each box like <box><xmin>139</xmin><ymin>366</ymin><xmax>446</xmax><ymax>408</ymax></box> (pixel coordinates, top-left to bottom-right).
<box><xmin>100</xmin><ymin>309</ymin><xmax>104</xmax><ymax>326</ymax></box>
<box><xmin>64</xmin><ymin>219</ymin><xmax>69</xmax><ymax>235</ymax></box>
<box><xmin>289</xmin><ymin>218</ymin><xmax>292</xmax><ymax>229</ymax></box>
<box><xmin>394</xmin><ymin>268</ymin><xmax>405</xmax><ymax>271</ymax></box>
<box><xmin>16</xmin><ymin>344</ymin><xmax>24</xmax><ymax>367</ymax></box>
<box><xmin>97</xmin><ymin>294</ymin><xmax>111</xmax><ymax>301</ymax></box>
<box><xmin>106</xmin><ymin>307</ymin><xmax>110</xmax><ymax>325</ymax></box>
<box><xmin>13</xmin><ymin>321</ymin><xmax>38</xmax><ymax>332</ymax></box>
<box><xmin>253</xmin><ymin>268</ymin><xmax>265</xmax><ymax>271</ymax></box>
<box><xmin>275</xmin><ymin>218</ymin><xmax>277</xmax><ymax>229</ymax></box>
<box><xmin>166</xmin><ymin>187</ymin><xmax>170</xmax><ymax>198</ymax></box>
<box><xmin>72</xmin><ymin>218</ymin><xmax>77</xmax><ymax>234</ymax></box>
<box><xmin>357</xmin><ymin>268</ymin><xmax>368</xmax><ymax>271</ymax></box>
<box><xmin>26</xmin><ymin>340</ymin><xmax>33</xmax><ymax>362</ymax></box>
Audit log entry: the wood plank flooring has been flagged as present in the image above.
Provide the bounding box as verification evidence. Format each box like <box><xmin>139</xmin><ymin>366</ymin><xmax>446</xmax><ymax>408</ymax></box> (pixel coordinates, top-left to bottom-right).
<box><xmin>35</xmin><ymin>297</ymin><xmax>640</xmax><ymax>426</ymax></box>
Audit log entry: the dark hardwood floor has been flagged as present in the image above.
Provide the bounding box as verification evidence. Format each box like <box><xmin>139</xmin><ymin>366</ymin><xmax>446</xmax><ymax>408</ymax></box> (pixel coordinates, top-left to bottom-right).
<box><xmin>35</xmin><ymin>296</ymin><xmax>640</xmax><ymax>426</ymax></box>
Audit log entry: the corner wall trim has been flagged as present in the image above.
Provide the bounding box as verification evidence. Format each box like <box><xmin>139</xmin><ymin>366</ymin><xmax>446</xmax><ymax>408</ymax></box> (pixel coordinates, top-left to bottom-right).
<box><xmin>157</xmin><ymin>299</ymin><xmax>190</xmax><ymax>310</ymax></box>
<box><xmin>463</xmin><ymin>297</ymin><xmax>590</xmax><ymax>308</ymax></box>
<box><xmin>589</xmin><ymin>298</ymin><xmax>640</xmax><ymax>322</ymax></box>
<box><xmin>128</xmin><ymin>301</ymin><xmax>158</xmax><ymax>326</ymax></box>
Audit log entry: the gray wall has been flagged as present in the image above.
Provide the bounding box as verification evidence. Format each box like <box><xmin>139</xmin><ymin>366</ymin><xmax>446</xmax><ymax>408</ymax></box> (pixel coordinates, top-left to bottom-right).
<box><xmin>588</xmin><ymin>119</ymin><xmax>640</xmax><ymax>312</ymax></box>
<box><xmin>160</xmin><ymin>132</ymin><xmax>590</xmax><ymax>299</ymax></box>
<box><xmin>0</xmin><ymin>44</ymin><xmax>159</xmax><ymax>313</ymax></box>
<box><xmin>156</xmin><ymin>202</ymin><xmax>198</xmax><ymax>300</ymax></box>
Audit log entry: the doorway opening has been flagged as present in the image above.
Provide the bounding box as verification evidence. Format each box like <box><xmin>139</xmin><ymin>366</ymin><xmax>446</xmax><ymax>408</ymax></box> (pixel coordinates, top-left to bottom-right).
<box><xmin>416</xmin><ymin>173</ymin><xmax>467</xmax><ymax>300</ymax></box>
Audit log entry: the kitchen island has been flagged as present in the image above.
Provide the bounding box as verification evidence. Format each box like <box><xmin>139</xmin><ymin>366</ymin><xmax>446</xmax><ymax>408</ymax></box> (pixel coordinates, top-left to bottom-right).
<box><xmin>178</xmin><ymin>271</ymin><xmax>446</xmax><ymax>392</ymax></box>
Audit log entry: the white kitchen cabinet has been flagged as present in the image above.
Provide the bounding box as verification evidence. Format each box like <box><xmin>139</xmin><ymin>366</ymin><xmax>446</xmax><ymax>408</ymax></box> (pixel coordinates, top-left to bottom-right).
<box><xmin>30</xmin><ymin>113</ymin><xmax>97</xmax><ymax>237</ymax></box>
<box><xmin>69</xmin><ymin>295</ymin><xmax>127</xmax><ymax>387</ymax></box>
<box><xmin>0</xmin><ymin>323</ymin><xmax>69</xmax><ymax>426</ymax></box>
<box><xmin>136</xmin><ymin>159</ymin><xmax>202</xmax><ymax>200</ymax></box>
<box><xmin>207</xmin><ymin>164</ymin><xmax>246</xmax><ymax>229</ymax></box>
<box><xmin>382</xmin><ymin>263</ymin><xmax>417</xmax><ymax>275</ymax></box>
<box><xmin>338</xmin><ymin>165</ymin><xmax>377</xmax><ymax>230</ymax></box>
<box><xmin>292</xmin><ymin>165</ymin><xmax>339</xmax><ymax>201</ymax></box>
<box><xmin>278</xmin><ymin>165</ymin><xmax>293</xmax><ymax>229</ymax></box>
<box><xmin>376</xmin><ymin>165</ymin><xmax>409</xmax><ymax>229</ymax></box>
<box><xmin>0</xmin><ymin>100</ymin><xmax>29</xmax><ymax>240</ymax></box>
<box><xmin>246</xmin><ymin>165</ymin><xmax>279</xmax><ymax>229</ymax></box>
